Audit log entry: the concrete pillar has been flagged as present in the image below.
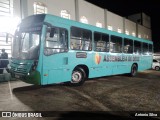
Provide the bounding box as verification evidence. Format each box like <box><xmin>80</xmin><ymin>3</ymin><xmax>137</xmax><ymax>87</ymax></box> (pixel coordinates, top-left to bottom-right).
<box><xmin>20</xmin><ymin>0</ymin><xmax>28</xmax><ymax>19</ymax></box>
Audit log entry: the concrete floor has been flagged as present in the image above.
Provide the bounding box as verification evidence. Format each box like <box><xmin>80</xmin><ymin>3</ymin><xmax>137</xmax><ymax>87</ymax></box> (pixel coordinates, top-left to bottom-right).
<box><xmin>0</xmin><ymin>70</ymin><xmax>160</xmax><ymax>120</ymax></box>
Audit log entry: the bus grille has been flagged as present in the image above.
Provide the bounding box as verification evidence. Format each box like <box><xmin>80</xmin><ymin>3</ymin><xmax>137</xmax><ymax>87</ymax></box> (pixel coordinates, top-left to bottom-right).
<box><xmin>11</xmin><ymin>65</ymin><xmax>28</xmax><ymax>75</ymax></box>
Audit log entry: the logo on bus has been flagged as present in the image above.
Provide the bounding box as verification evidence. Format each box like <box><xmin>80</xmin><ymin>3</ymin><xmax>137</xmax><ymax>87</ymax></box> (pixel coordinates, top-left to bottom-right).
<box><xmin>95</xmin><ymin>53</ymin><xmax>101</xmax><ymax>64</ymax></box>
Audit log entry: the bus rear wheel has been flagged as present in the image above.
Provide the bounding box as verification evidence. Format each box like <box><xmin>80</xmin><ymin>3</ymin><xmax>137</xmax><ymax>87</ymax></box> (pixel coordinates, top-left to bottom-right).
<box><xmin>71</xmin><ymin>67</ymin><xmax>86</xmax><ymax>86</ymax></box>
<box><xmin>130</xmin><ymin>64</ymin><xmax>137</xmax><ymax>77</ymax></box>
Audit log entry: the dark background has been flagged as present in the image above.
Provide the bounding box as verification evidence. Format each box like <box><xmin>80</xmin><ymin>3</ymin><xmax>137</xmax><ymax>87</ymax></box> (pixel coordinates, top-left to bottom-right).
<box><xmin>86</xmin><ymin>0</ymin><xmax>160</xmax><ymax>52</ymax></box>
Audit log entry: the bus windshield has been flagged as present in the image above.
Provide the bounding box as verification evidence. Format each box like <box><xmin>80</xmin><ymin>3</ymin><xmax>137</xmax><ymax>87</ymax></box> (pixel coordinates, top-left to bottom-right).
<box><xmin>12</xmin><ymin>29</ymin><xmax>41</xmax><ymax>60</ymax></box>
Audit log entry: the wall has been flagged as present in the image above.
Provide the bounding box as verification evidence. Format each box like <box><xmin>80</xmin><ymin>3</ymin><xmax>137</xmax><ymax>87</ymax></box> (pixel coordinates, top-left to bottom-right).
<box><xmin>13</xmin><ymin>0</ymin><xmax>21</xmax><ymax>18</ymax></box>
<box><xmin>106</xmin><ymin>11</ymin><xmax>124</xmax><ymax>33</ymax></box>
<box><xmin>142</xmin><ymin>13</ymin><xmax>151</xmax><ymax>29</ymax></box>
<box><xmin>25</xmin><ymin>0</ymin><xmax>76</xmax><ymax>20</ymax></box>
<box><xmin>15</xmin><ymin>0</ymin><xmax>152</xmax><ymax>40</ymax></box>
<box><xmin>77</xmin><ymin>0</ymin><xmax>105</xmax><ymax>28</ymax></box>
<box><xmin>137</xmin><ymin>24</ymin><xmax>152</xmax><ymax>40</ymax></box>
<box><xmin>124</xmin><ymin>18</ymin><xmax>137</xmax><ymax>37</ymax></box>
<box><xmin>128</xmin><ymin>12</ymin><xmax>151</xmax><ymax>29</ymax></box>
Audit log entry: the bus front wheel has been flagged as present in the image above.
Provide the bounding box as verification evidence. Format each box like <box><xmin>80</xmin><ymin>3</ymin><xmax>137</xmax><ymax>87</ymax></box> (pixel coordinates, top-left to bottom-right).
<box><xmin>130</xmin><ymin>64</ymin><xmax>137</xmax><ymax>77</ymax></box>
<box><xmin>71</xmin><ymin>67</ymin><xmax>86</xmax><ymax>86</ymax></box>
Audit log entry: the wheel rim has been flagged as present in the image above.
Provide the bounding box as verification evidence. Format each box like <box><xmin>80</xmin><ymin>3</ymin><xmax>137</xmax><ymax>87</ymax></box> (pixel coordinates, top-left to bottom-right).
<box><xmin>72</xmin><ymin>71</ymin><xmax>82</xmax><ymax>83</ymax></box>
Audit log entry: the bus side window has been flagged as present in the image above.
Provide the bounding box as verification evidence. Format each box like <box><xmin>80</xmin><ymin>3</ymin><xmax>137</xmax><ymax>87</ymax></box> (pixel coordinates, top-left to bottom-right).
<box><xmin>70</xmin><ymin>26</ymin><xmax>92</xmax><ymax>51</ymax></box>
<box><xmin>149</xmin><ymin>44</ymin><xmax>153</xmax><ymax>55</ymax></box>
<box><xmin>45</xmin><ymin>27</ymin><xmax>68</xmax><ymax>55</ymax></box>
<box><xmin>94</xmin><ymin>32</ymin><xmax>109</xmax><ymax>52</ymax></box>
<box><xmin>70</xmin><ymin>38</ymin><xmax>82</xmax><ymax>50</ymax></box>
<box><xmin>123</xmin><ymin>38</ymin><xmax>133</xmax><ymax>54</ymax></box>
<box><xmin>142</xmin><ymin>43</ymin><xmax>149</xmax><ymax>55</ymax></box>
<box><xmin>110</xmin><ymin>35</ymin><xmax>122</xmax><ymax>53</ymax></box>
<box><xmin>134</xmin><ymin>41</ymin><xmax>141</xmax><ymax>55</ymax></box>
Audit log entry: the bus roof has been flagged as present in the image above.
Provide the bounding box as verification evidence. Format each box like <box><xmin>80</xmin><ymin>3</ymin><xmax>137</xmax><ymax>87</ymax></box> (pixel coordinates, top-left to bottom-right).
<box><xmin>23</xmin><ymin>14</ymin><xmax>153</xmax><ymax>44</ymax></box>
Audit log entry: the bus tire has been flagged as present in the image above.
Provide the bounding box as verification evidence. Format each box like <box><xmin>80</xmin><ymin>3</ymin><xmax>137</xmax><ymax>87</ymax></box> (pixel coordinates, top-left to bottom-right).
<box><xmin>155</xmin><ymin>66</ymin><xmax>160</xmax><ymax>71</ymax></box>
<box><xmin>71</xmin><ymin>67</ymin><xmax>86</xmax><ymax>86</ymax></box>
<box><xmin>130</xmin><ymin>64</ymin><xmax>137</xmax><ymax>77</ymax></box>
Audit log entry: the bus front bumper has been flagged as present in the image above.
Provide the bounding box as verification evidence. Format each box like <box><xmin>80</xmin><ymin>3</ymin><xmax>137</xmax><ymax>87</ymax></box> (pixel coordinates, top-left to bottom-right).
<box><xmin>10</xmin><ymin>70</ymin><xmax>41</xmax><ymax>85</ymax></box>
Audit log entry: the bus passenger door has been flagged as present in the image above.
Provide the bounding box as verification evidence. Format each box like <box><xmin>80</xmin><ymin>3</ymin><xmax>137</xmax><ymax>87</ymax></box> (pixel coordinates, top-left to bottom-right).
<box><xmin>42</xmin><ymin>26</ymin><xmax>71</xmax><ymax>85</ymax></box>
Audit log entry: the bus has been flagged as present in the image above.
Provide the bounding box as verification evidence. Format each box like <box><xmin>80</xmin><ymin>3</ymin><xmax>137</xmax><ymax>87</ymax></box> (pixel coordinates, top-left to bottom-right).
<box><xmin>9</xmin><ymin>14</ymin><xmax>153</xmax><ymax>86</ymax></box>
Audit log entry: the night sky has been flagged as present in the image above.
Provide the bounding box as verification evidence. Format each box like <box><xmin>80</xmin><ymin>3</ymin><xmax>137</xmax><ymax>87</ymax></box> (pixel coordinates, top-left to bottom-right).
<box><xmin>86</xmin><ymin>0</ymin><xmax>160</xmax><ymax>52</ymax></box>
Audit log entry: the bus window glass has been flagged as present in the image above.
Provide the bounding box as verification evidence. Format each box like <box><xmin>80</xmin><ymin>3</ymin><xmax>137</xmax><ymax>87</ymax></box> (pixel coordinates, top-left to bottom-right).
<box><xmin>94</xmin><ymin>32</ymin><xmax>109</xmax><ymax>52</ymax></box>
<box><xmin>110</xmin><ymin>35</ymin><xmax>122</xmax><ymax>53</ymax></box>
<box><xmin>70</xmin><ymin>27</ymin><xmax>92</xmax><ymax>51</ymax></box>
<box><xmin>12</xmin><ymin>31</ymin><xmax>41</xmax><ymax>59</ymax></box>
<box><xmin>149</xmin><ymin>44</ymin><xmax>153</xmax><ymax>55</ymax></box>
<box><xmin>22</xmin><ymin>33</ymin><xmax>30</xmax><ymax>52</ymax></box>
<box><xmin>32</xmin><ymin>34</ymin><xmax>40</xmax><ymax>46</ymax></box>
<box><xmin>45</xmin><ymin>27</ymin><xmax>68</xmax><ymax>55</ymax></box>
<box><xmin>123</xmin><ymin>38</ymin><xmax>133</xmax><ymax>54</ymax></box>
<box><xmin>142</xmin><ymin>43</ymin><xmax>148</xmax><ymax>55</ymax></box>
<box><xmin>134</xmin><ymin>41</ymin><xmax>141</xmax><ymax>54</ymax></box>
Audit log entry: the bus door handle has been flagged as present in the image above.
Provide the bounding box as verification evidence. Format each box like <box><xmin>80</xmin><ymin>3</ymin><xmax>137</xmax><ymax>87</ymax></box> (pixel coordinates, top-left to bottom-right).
<box><xmin>63</xmin><ymin>57</ymin><xmax>68</xmax><ymax>65</ymax></box>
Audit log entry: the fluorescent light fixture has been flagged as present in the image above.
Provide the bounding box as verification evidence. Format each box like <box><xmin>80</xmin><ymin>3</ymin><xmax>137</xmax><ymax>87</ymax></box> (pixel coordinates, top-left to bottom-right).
<box><xmin>117</xmin><ymin>28</ymin><xmax>122</xmax><ymax>33</ymax></box>
<box><xmin>108</xmin><ymin>25</ymin><xmax>113</xmax><ymax>31</ymax></box>
<box><xmin>96</xmin><ymin>21</ymin><xmax>102</xmax><ymax>28</ymax></box>
<box><xmin>132</xmin><ymin>32</ymin><xmax>136</xmax><ymax>37</ymax></box>
<box><xmin>80</xmin><ymin>16</ymin><xmax>88</xmax><ymax>24</ymax></box>
<box><xmin>61</xmin><ymin>10</ymin><xmax>71</xmax><ymax>19</ymax></box>
<box><xmin>125</xmin><ymin>30</ymin><xmax>129</xmax><ymax>35</ymax></box>
<box><xmin>138</xmin><ymin>34</ymin><xmax>141</xmax><ymax>38</ymax></box>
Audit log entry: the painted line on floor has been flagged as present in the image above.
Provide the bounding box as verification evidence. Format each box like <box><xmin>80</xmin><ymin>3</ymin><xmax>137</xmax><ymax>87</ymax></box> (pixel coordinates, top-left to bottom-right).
<box><xmin>8</xmin><ymin>80</ymin><xmax>13</xmax><ymax>100</ymax></box>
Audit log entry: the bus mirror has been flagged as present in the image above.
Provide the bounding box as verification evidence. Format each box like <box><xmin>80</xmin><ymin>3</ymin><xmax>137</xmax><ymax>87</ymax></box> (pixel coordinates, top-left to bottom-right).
<box><xmin>50</xmin><ymin>28</ymin><xmax>55</xmax><ymax>38</ymax></box>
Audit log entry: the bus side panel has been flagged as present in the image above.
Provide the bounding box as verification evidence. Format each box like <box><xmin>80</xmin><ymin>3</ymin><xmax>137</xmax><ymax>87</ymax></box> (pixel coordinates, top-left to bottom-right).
<box><xmin>48</xmin><ymin>69</ymin><xmax>71</xmax><ymax>83</ymax></box>
<box><xmin>90</xmin><ymin>53</ymin><xmax>138</xmax><ymax>78</ymax></box>
<box><xmin>89</xmin><ymin>52</ymin><xmax>113</xmax><ymax>78</ymax></box>
<box><xmin>42</xmin><ymin>52</ymin><xmax>72</xmax><ymax>84</ymax></box>
<box><xmin>69</xmin><ymin>51</ymin><xmax>93</xmax><ymax>77</ymax></box>
<box><xmin>138</xmin><ymin>55</ymin><xmax>152</xmax><ymax>71</ymax></box>
<box><xmin>38</xmin><ymin>25</ymin><xmax>47</xmax><ymax>85</ymax></box>
<box><xmin>110</xmin><ymin>53</ymin><xmax>129</xmax><ymax>75</ymax></box>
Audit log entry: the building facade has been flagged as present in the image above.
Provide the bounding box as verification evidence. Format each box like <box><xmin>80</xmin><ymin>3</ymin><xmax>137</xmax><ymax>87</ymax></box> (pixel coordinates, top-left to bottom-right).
<box><xmin>0</xmin><ymin>0</ymin><xmax>152</xmax><ymax>58</ymax></box>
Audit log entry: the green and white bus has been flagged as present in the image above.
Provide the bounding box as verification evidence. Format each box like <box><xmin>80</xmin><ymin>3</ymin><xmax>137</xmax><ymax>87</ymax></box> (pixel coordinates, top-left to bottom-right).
<box><xmin>9</xmin><ymin>14</ymin><xmax>153</xmax><ymax>85</ymax></box>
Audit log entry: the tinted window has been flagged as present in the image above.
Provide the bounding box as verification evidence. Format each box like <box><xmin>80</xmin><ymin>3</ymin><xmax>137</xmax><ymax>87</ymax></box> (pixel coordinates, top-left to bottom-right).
<box><xmin>44</xmin><ymin>27</ymin><xmax>68</xmax><ymax>55</ymax></box>
<box><xmin>94</xmin><ymin>32</ymin><xmax>109</xmax><ymax>52</ymax></box>
<box><xmin>134</xmin><ymin>41</ymin><xmax>141</xmax><ymax>54</ymax></box>
<box><xmin>110</xmin><ymin>35</ymin><xmax>122</xmax><ymax>53</ymax></box>
<box><xmin>70</xmin><ymin>27</ymin><xmax>92</xmax><ymax>51</ymax></box>
<box><xmin>142</xmin><ymin>43</ymin><xmax>148</xmax><ymax>55</ymax></box>
<box><xmin>123</xmin><ymin>38</ymin><xmax>133</xmax><ymax>54</ymax></box>
<box><xmin>149</xmin><ymin>44</ymin><xmax>153</xmax><ymax>55</ymax></box>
